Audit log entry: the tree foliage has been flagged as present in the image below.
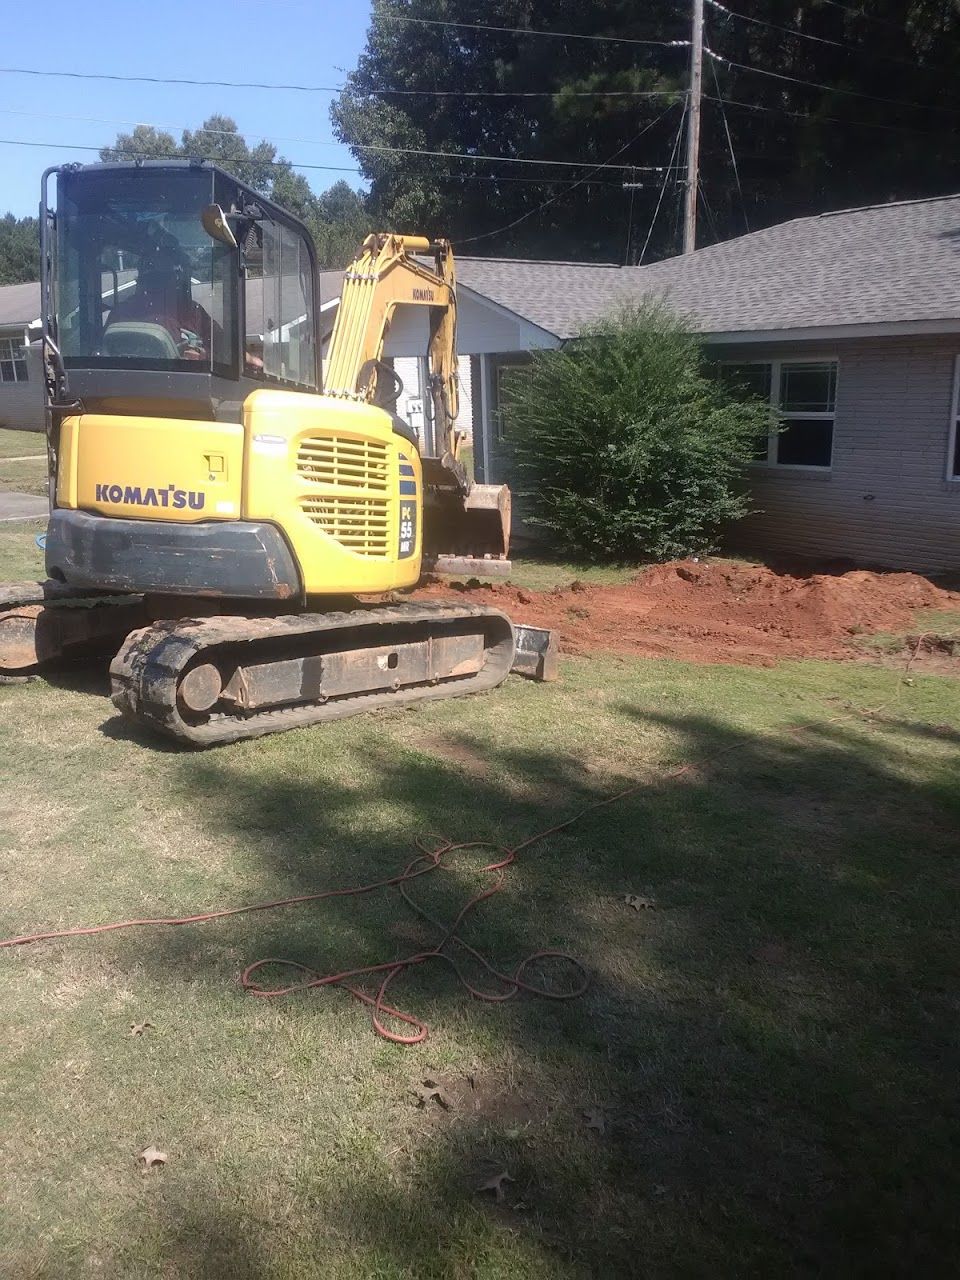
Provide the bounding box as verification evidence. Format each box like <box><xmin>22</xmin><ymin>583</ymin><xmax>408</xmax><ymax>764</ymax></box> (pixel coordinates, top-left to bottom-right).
<box><xmin>0</xmin><ymin>214</ymin><xmax>40</xmax><ymax>285</ymax></box>
<box><xmin>502</xmin><ymin>304</ymin><xmax>771</xmax><ymax>559</ymax></box>
<box><xmin>334</xmin><ymin>1</ymin><xmax>960</xmax><ymax>261</ymax></box>
<box><xmin>100</xmin><ymin>116</ymin><xmax>368</xmax><ymax>268</ymax></box>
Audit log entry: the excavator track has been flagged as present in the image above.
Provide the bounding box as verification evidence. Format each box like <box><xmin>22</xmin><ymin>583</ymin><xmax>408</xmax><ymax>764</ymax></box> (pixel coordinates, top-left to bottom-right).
<box><xmin>110</xmin><ymin>602</ymin><xmax>516</xmax><ymax>747</ymax></box>
<box><xmin>0</xmin><ymin>581</ymin><xmax>147</xmax><ymax>683</ymax></box>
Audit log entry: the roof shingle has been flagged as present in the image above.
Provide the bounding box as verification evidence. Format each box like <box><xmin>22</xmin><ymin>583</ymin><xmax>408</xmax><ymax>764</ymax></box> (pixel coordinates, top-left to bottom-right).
<box><xmin>456</xmin><ymin>194</ymin><xmax>960</xmax><ymax>339</ymax></box>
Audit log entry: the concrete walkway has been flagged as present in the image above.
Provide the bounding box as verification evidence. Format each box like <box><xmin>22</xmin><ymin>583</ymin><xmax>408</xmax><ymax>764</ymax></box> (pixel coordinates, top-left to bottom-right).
<box><xmin>0</xmin><ymin>491</ymin><xmax>47</xmax><ymax>522</ymax></box>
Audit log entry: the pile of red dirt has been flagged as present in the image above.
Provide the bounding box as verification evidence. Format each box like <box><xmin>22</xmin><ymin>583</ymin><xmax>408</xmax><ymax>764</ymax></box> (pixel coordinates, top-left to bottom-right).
<box><xmin>413</xmin><ymin>560</ymin><xmax>960</xmax><ymax>665</ymax></box>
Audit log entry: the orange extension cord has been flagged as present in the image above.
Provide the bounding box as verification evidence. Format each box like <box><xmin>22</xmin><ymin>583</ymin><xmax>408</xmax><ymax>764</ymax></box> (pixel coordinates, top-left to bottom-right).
<box><xmin>0</xmin><ymin>691</ymin><xmax>892</xmax><ymax>1044</ymax></box>
<box><xmin>0</xmin><ymin>760</ymin><xmax>720</xmax><ymax>1043</ymax></box>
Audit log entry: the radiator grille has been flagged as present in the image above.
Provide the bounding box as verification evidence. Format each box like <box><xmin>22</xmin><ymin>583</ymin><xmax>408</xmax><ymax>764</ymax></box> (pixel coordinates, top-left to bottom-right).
<box><xmin>297</xmin><ymin>435</ymin><xmax>389</xmax><ymax>490</ymax></box>
<box><xmin>299</xmin><ymin>494</ymin><xmax>390</xmax><ymax>557</ymax></box>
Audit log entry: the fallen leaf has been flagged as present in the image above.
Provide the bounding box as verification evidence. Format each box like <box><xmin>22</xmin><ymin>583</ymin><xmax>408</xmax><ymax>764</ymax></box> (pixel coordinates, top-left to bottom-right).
<box><xmin>138</xmin><ymin>1145</ymin><xmax>167</xmax><ymax>1171</ymax></box>
<box><xmin>624</xmin><ymin>894</ymin><xmax>656</xmax><ymax>911</ymax></box>
<box><xmin>476</xmin><ymin>1170</ymin><xmax>513</xmax><ymax>1203</ymax></box>
<box><xmin>129</xmin><ymin>1021</ymin><xmax>155</xmax><ymax>1037</ymax></box>
<box><xmin>583</xmin><ymin>1107</ymin><xmax>605</xmax><ymax>1134</ymax></box>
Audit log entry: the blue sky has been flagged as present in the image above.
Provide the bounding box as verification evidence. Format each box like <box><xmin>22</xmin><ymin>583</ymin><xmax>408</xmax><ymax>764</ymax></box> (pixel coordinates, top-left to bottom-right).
<box><xmin>1</xmin><ymin>0</ymin><xmax>372</xmax><ymax>216</ymax></box>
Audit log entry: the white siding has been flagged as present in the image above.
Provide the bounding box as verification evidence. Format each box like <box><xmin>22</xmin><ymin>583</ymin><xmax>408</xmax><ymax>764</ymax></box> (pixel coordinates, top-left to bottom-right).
<box><xmin>722</xmin><ymin>335</ymin><xmax>960</xmax><ymax>571</ymax></box>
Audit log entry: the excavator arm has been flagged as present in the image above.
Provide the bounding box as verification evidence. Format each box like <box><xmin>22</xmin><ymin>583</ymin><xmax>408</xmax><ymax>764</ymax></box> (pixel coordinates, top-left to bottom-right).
<box><xmin>325</xmin><ymin>233</ymin><xmax>510</xmax><ymax>565</ymax></box>
<box><xmin>324</xmin><ymin>233</ymin><xmax>461</xmax><ymax>461</ymax></box>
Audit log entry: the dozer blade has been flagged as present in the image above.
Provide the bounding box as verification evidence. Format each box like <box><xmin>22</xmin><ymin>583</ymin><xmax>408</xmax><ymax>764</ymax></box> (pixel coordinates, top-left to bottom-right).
<box><xmin>0</xmin><ymin>581</ymin><xmax>147</xmax><ymax>682</ymax></box>
<box><xmin>110</xmin><ymin>601</ymin><xmax>517</xmax><ymax>747</ymax></box>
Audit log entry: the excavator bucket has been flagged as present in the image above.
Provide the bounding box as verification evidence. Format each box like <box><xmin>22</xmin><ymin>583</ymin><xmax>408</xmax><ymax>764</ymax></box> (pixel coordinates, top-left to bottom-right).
<box><xmin>421</xmin><ymin>458</ymin><xmax>512</xmax><ymax>576</ymax></box>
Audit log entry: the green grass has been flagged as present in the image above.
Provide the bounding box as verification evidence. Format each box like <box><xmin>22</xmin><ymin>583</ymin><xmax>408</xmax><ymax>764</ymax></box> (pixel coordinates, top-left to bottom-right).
<box><xmin>0</xmin><ymin>455</ymin><xmax>47</xmax><ymax>496</ymax></box>
<box><xmin>0</xmin><ymin>426</ymin><xmax>44</xmax><ymax>459</ymax></box>
<box><xmin>2</xmin><ymin>618</ymin><xmax>960</xmax><ymax>1273</ymax></box>
<box><xmin>0</xmin><ymin>519</ymin><xmax>44</xmax><ymax>580</ymax></box>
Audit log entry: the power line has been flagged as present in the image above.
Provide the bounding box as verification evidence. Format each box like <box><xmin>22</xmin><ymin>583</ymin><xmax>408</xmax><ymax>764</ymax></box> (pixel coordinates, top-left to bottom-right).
<box><xmin>459</xmin><ymin>101</ymin><xmax>682</xmax><ymax>247</ymax></box>
<box><xmin>0</xmin><ymin>63</ymin><xmax>684</xmax><ymax>100</ymax></box>
<box><xmin>0</xmin><ymin>137</ymin><xmax>661</xmax><ymax>187</ymax></box>
<box><xmin>0</xmin><ymin>107</ymin><xmax>683</xmax><ymax>175</ymax></box>
<box><xmin>382</xmin><ymin>13</ymin><xmax>689</xmax><ymax>48</ymax></box>
<box><xmin>697</xmin><ymin>178</ymin><xmax>722</xmax><ymax>243</ymax></box>
<box><xmin>818</xmin><ymin>0</ymin><xmax>911</xmax><ymax>33</ymax></box>
<box><xmin>707</xmin><ymin>49</ymin><xmax>960</xmax><ymax>117</ymax></box>
<box><xmin>639</xmin><ymin>102</ymin><xmax>689</xmax><ymax>263</ymax></box>
<box><xmin>702</xmin><ymin>92</ymin><xmax>954</xmax><ymax>138</ymax></box>
<box><xmin>706</xmin><ymin>0</ymin><xmax>920</xmax><ymax>68</ymax></box>
<box><xmin>709</xmin><ymin>58</ymin><xmax>748</xmax><ymax>233</ymax></box>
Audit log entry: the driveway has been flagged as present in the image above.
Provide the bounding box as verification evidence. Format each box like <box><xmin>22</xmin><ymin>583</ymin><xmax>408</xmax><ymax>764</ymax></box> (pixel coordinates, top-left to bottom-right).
<box><xmin>0</xmin><ymin>491</ymin><xmax>47</xmax><ymax>522</ymax></box>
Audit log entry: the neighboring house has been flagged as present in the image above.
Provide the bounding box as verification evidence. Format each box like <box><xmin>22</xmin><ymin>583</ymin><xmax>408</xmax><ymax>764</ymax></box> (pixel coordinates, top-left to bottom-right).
<box><xmin>0</xmin><ymin>280</ymin><xmax>42</xmax><ymax>431</ymax></box>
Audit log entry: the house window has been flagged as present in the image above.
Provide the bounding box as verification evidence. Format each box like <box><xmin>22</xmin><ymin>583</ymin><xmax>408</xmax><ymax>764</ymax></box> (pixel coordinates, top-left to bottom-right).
<box><xmin>0</xmin><ymin>336</ymin><xmax>28</xmax><ymax>383</ymax></box>
<box><xmin>948</xmin><ymin>356</ymin><xmax>960</xmax><ymax>480</ymax></box>
<box><xmin>721</xmin><ymin>358</ymin><xmax>837</xmax><ymax>469</ymax></box>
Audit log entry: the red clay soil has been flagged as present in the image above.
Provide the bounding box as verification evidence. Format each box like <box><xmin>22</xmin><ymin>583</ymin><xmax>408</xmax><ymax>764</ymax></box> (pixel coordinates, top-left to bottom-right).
<box><xmin>412</xmin><ymin>560</ymin><xmax>960</xmax><ymax>665</ymax></box>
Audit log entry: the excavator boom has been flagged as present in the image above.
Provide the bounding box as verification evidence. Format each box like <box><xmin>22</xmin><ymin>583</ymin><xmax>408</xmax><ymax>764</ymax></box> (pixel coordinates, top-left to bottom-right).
<box><xmin>323</xmin><ymin>233</ymin><xmax>510</xmax><ymax>568</ymax></box>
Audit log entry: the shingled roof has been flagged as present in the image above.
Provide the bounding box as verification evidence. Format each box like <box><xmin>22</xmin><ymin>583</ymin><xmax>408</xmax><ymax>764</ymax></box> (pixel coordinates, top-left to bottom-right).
<box><xmin>0</xmin><ymin>280</ymin><xmax>40</xmax><ymax>328</ymax></box>
<box><xmin>456</xmin><ymin>194</ymin><xmax>960</xmax><ymax>340</ymax></box>
<box><xmin>455</xmin><ymin>257</ymin><xmax>622</xmax><ymax>339</ymax></box>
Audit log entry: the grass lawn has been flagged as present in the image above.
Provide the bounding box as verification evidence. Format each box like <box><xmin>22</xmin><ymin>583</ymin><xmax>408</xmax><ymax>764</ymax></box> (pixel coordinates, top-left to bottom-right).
<box><xmin>2</xmin><ymin>533</ymin><xmax>960</xmax><ymax>1276</ymax></box>
<box><xmin>0</xmin><ymin>456</ymin><xmax>47</xmax><ymax>497</ymax></box>
<box><xmin>0</xmin><ymin>428</ymin><xmax>47</xmax><ymax>499</ymax></box>
<box><xmin>0</xmin><ymin>426</ymin><xmax>45</xmax><ymax>459</ymax></box>
<box><xmin>0</xmin><ymin>521</ymin><xmax>45</xmax><ymax>581</ymax></box>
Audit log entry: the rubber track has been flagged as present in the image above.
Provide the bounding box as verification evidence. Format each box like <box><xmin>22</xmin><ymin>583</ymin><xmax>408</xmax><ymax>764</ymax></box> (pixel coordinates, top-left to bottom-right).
<box><xmin>110</xmin><ymin>602</ymin><xmax>516</xmax><ymax>747</ymax></box>
<box><xmin>0</xmin><ymin>581</ymin><xmax>142</xmax><ymax>683</ymax></box>
<box><xmin>0</xmin><ymin>580</ymin><xmax>122</xmax><ymax>610</ymax></box>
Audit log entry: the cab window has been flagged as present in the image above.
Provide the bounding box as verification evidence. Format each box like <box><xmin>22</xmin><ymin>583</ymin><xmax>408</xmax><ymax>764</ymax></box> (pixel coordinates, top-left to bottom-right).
<box><xmin>244</xmin><ymin>216</ymin><xmax>316</xmax><ymax>389</ymax></box>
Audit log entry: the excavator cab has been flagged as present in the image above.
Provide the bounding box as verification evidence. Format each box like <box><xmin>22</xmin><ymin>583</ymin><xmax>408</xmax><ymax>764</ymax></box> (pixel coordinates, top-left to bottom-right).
<box><xmin>45</xmin><ymin>162</ymin><xmax>318</xmax><ymax>419</ymax></box>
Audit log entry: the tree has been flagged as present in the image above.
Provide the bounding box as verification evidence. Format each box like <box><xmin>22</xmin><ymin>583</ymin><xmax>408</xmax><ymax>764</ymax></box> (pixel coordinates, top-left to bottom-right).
<box><xmin>100</xmin><ymin>116</ymin><xmax>369</xmax><ymax>267</ymax></box>
<box><xmin>0</xmin><ymin>215</ymin><xmax>40</xmax><ymax>285</ymax></box>
<box><xmin>311</xmin><ymin>181</ymin><xmax>370</xmax><ymax>269</ymax></box>
<box><xmin>502</xmin><ymin>303</ymin><xmax>771</xmax><ymax>560</ymax></box>
<box><xmin>333</xmin><ymin>1</ymin><xmax>960</xmax><ymax>261</ymax></box>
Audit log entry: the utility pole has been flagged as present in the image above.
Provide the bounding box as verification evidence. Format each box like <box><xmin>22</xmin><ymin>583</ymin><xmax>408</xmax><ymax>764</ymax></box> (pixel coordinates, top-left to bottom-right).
<box><xmin>683</xmin><ymin>0</ymin><xmax>704</xmax><ymax>255</ymax></box>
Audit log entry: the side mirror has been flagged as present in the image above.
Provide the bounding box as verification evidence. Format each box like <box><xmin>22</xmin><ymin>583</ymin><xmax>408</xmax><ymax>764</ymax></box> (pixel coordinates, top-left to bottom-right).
<box><xmin>201</xmin><ymin>204</ymin><xmax>238</xmax><ymax>249</ymax></box>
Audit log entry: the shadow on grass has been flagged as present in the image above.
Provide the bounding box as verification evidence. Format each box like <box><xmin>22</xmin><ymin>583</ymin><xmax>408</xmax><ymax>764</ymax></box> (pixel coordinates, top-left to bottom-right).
<box><xmin>91</xmin><ymin>696</ymin><xmax>960</xmax><ymax>1276</ymax></box>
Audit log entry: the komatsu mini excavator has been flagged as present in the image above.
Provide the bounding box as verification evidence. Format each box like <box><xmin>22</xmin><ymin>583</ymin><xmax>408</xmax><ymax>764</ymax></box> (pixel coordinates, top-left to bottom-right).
<box><xmin>0</xmin><ymin>161</ymin><xmax>553</xmax><ymax>744</ymax></box>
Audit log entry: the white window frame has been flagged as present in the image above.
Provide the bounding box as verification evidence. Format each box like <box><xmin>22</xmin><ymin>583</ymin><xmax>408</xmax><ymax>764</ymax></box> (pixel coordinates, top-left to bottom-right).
<box><xmin>721</xmin><ymin>355</ymin><xmax>839</xmax><ymax>471</ymax></box>
<box><xmin>0</xmin><ymin>334</ymin><xmax>28</xmax><ymax>384</ymax></box>
<box><xmin>946</xmin><ymin>355</ymin><xmax>960</xmax><ymax>480</ymax></box>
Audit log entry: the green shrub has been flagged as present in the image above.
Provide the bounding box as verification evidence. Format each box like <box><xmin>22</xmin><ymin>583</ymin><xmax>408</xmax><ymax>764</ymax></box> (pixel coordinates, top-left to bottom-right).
<box><xmin>502</xmin><ymin>303</ymin><xmax>772</xmax><ymax>561</ymax></box>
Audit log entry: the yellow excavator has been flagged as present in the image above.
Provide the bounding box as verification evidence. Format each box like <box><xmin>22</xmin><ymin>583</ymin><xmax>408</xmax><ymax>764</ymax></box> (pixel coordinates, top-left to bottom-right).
<box><xmin>0</xmin><ymin>161</ymin><xmax>554</xmax><ymax>744</ymax></box>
